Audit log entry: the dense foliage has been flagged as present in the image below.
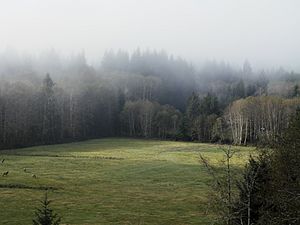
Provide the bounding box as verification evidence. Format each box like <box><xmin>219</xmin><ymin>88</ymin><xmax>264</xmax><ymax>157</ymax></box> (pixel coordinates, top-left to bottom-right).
<box><xmin>231</xmin><ymin>110</ymin><xmax>300</xmax><ymax>225</ymax></box>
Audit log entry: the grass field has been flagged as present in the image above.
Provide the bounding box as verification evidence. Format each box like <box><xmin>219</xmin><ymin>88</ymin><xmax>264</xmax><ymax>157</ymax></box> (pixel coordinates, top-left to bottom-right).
<box><xmin>0</xmin><ymin>138</ymin><xmax>254</xmax><ymax>225</ymax></box>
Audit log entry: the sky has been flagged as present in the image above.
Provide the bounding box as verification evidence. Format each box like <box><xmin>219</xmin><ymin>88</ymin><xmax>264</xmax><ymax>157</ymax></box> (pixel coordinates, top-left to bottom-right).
<box><xmin>0</xmin><ymin>0</ymin><xmax>299</xmax><ymax>70</ymax></box>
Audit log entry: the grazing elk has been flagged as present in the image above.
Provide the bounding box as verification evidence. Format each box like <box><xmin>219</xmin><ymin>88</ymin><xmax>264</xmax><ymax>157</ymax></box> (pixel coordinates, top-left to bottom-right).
<box><xmin>2</xmin><ymin>171</ymin><xmax>9</xmax><ymax>176</ymax></box>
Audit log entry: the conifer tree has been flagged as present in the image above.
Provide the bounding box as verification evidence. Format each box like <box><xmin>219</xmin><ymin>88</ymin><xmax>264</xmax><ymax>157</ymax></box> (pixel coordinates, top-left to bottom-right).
<box><xmin>33</xmin><ymin>193</ymin><xmax>61</xmax><ymax>225</ymax></box>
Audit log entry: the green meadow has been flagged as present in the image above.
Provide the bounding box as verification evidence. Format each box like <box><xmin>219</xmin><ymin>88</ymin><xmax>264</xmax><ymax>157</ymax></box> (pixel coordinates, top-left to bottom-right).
<box><xmin>0</xmin><ymin>138</ymin><xmax>254</xmax><ymax>225</ymax></box>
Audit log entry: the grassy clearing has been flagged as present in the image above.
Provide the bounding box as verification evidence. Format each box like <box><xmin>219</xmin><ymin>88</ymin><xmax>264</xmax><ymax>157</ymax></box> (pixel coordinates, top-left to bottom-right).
<box><xmin>0</xmin><ymin>138</ymin><xmax>254</xmax><ymax>225</ymax></box>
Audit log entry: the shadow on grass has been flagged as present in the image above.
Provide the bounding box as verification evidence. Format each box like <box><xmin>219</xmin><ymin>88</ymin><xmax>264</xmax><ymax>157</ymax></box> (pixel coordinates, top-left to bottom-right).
<box><xmin>0</xmin><ymin>183</ymin><xmax>57</xmax><ymax>190</ymax></box>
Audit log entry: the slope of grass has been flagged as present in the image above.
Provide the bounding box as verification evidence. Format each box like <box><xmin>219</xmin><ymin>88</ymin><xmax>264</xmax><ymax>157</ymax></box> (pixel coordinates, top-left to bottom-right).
<box><xmin>0</xmin><ymin>138</ymin><xmax>254</xmax><ymax>225</ymax></box>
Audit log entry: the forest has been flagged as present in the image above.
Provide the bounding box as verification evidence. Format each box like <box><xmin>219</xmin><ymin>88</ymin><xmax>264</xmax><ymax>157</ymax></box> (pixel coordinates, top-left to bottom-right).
<box><xmin>0</xmin><ymin>49</ymin><xmax>300</xmax><ymax>149</ymax></box>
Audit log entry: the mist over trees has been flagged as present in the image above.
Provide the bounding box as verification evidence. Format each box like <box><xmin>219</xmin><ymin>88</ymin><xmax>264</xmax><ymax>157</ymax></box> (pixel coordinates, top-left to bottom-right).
<box><xmin>0</xmin><ymin>49</ymin><xmax>300</xmax><ymax>149</ymax></box>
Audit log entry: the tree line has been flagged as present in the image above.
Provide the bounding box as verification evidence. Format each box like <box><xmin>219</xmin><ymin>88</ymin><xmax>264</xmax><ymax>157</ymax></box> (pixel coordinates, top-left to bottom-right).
<box><xmin>0</xmin><ymin>74</ymin><xmax>120</xmax><ymax>148</ymax></box>
<box><xmin>0</xmin><ymin>49</ymin><xmax>300</xmax><ymax>149</ymax></box>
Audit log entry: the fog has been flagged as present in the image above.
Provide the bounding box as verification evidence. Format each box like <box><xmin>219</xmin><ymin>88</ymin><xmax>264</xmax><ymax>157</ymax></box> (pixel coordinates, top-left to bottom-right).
<box><xmin>0</xmin><ymin>0</ymin><xmax>299</xmax><ymax>70</ymax></box>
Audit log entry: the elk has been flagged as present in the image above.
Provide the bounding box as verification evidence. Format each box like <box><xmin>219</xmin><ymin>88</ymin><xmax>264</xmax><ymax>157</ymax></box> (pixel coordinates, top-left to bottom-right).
<box><xmin>2</xmin><ymin>171</ymin><xmax>9</xmax><ymax>176</ymax></box>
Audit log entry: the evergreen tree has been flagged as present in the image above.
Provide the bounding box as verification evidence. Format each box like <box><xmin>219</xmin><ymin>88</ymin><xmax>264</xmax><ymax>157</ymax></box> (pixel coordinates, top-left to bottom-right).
<box><xmin>243</xmin><ymin>60</ymin><xmax>252</xmax><ymax>77</ymax></box>
<box><xmin>232</xmin><ymin>80</ymin><xmax>245</xmax><ymax>99</ymax></box>
<box><xmin>233</xmin><ymin>154</ymin><xmax>272</xmax><ymax>225</ymax></box>
<box><xmin>177</xmin><ymin>115</ymin><xmax>190</xmax><ymax>141</ymax></box>
<box><xmin>186</xmin><ymin>92</ymin><xmax>201</xmax><ymax>120</ymax></box>
<box><xmin>292</xmin><ymin>84</ymin><xmax>299</xmax><ymax>97</ymax></box>
<box><xmin>41</xmin><ymin>74</ymin><xmax>58</xmax><ymax>144</ymax></box>
<box><xmin>269</xmin><ymin>109</ymin><xmax>300</xmax><ymax>225</ymax></box>
<box><xmin>33</xmin><ymin>193</ymin><xmax>61</xmax><ymax>225</ymax></box>
<box><xmin>185</xmin><ymin>92</ymin><xmax>201</xmax><ymax>140</ymax></box>
<box><xmin>200</xmin><ymin>93</ymin><xmax>219</xmax><ymax>115</ymax></box>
